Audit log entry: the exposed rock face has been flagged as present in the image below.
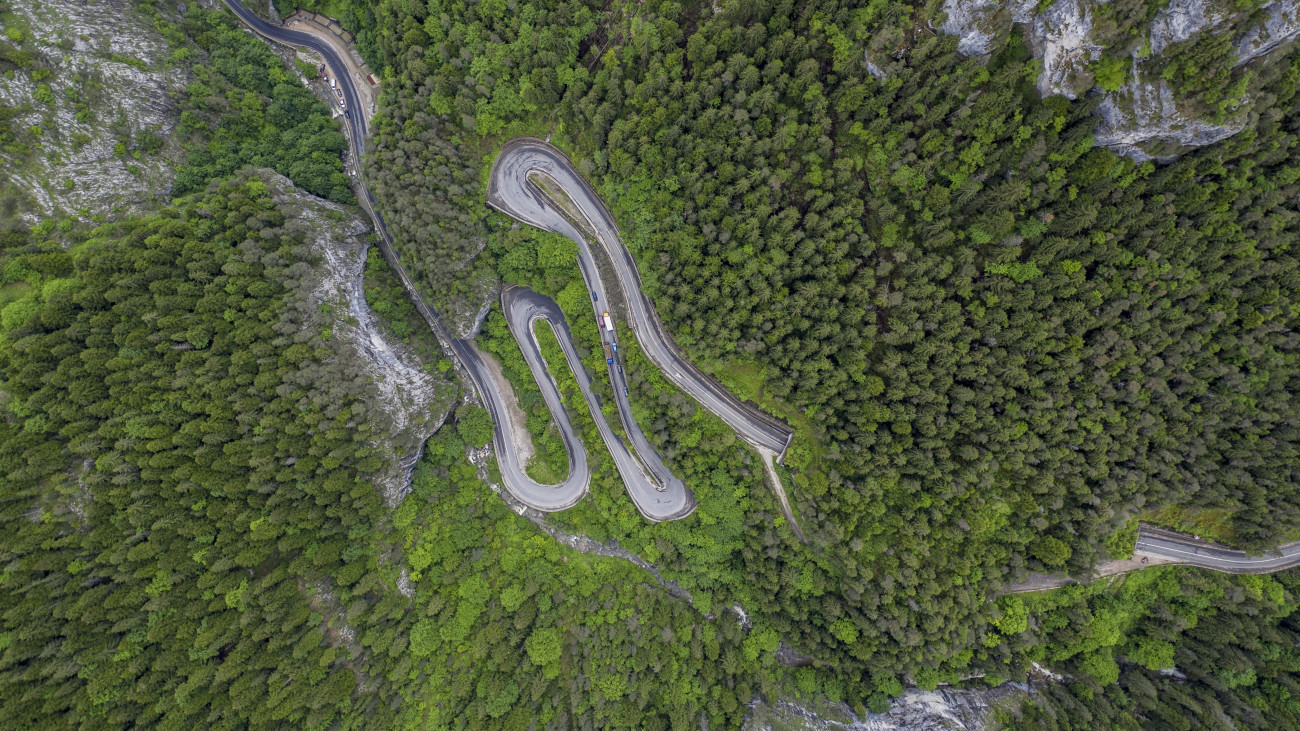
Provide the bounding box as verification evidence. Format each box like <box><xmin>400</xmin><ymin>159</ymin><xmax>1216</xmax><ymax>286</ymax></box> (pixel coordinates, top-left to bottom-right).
<box><xmin>1094</xmin><ymin>61</ymin><xmax>1245</xmax><ymax>162</ymax></box>
<box><xmin>1236</xmin><ymin>0</ymin><xmax>1300</xmax><ymax>64</ymax></box>
<box><xmin>278</xmin><ymin>175</ymin><xmax>454</xmax><ymax>506</ymax></box>
<box><xmin>746</xmin><ymin>683</ymin><xmax>1032</xmax><ymax>730</ymax></box>
<box><xmin>939</xmin><ymin>0</ymin><xmax>1111</xmax><ymax>98</ymax></box>
<box><xmin>0</xmin><ymin>0</ymin><xmax>187</xmax><ymax>221</ymax></box>
<box><xmin>935</xmin><ymin>0</ymin><xmax>1300</xmax><ymax>160</ymax></box>
<box><xmin>939</xmin><ymin>0</ymin><xmax>1034</xmax><ymax>56</ymax></box>
<box><xmin>1029</xmin><ymin>0</ymin><xmax>1104</xmax><ymax>99</ymax></box>
<box><xmin>865</xmin><ymin>51</ymin><xmax>889</xmax><ymax>81</ymax></box>
<box><xmin>940</xmin><ymin>0</ymin><xmax>1006</xmax><ymax>57</ymax></box>
<box><xmin>1148</xmin><ymin>0</ymin><xmax>1224</xmax><ymax>55</ymax></box>
<box><xmin>1095</xmin><ymin>0</ymin><xmax>1289</xmax><ymax>159</ymax></box>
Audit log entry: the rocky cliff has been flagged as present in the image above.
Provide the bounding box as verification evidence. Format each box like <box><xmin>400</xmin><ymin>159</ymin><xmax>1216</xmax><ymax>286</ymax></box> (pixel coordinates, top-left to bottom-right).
<box><xmin>938</xmin><ymin>0</ymin><xmax>1300</xmax><ymax>159</ymax></box>
<box><xmin>0</xmin><ymin>0</ymin><xmax>453</xmax><ymax>506</ymax></box>
<box><xmin>747</xmin><ymin>683</ymin><xmax>1031</xmax><ymax>730</ymax></box>
<box><xmin>271</xmin><ymin>173</ymin><xmax>456</xmax><ymax>506</ymax></box>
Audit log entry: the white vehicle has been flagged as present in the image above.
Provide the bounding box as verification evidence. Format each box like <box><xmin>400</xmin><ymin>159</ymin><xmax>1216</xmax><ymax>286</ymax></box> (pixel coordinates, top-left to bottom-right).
<box><xmin>602</xmin><ymin>312</ymin><xmax>614</xmax><ymax>332</ymax></box>
<box><xmin>330</xmin><ymin>77</ymin><xmax>337</xmax><ymax>89</ymax></box>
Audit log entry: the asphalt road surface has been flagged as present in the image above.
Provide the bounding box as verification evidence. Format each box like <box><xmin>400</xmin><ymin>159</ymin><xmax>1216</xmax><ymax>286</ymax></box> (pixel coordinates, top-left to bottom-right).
<box><xmin>1008</xmin><ymin>525</ymin><xmax>1300</xmax><ymax>593</ymax></box>
<box><xmin>501</xmin><ymin>287</ymin><xmax>693</xmax><ymax>520</ymax></box>
<box><xmin>220</xmin><ymin>3</ymin><xmax>1300</xmax><ymax>550</ymax></box>
<box><xmin>487</xmin><ymin>139</ymin><xmax>795</xmax><ymax>457</ymax></box>
<box><xmin>1135</xmin><ymin>526</ymin><xmax>1300</xmax><ymax>573</ymax></box>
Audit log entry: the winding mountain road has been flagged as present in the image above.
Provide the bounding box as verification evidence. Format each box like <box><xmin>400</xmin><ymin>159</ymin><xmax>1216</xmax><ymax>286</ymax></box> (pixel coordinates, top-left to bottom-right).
<box><xmin>220</xmin><ymin>0</ymin><xmax>366</xmax><ymax>156</ymax></box>
<box><xmin>487</xmin><ymin>140</ymin><xmax>795</xmax><ymax>458</ymax></box>
<box><xmin>228</xmin><ymin>0</ymin><xmax>1300</xmax><ymax>565</ymax></box>
<box><xmin>499</xmin><ymin>287</ymin><xmax>692</xmax><ymax>520</ymax></box>
<box><xmin>1135</xmin><ymin>526</ymin><xmax>1300</xmax><ymax>572</ymax></box>
<box><xmin>222</xmin><ymin>0</ymin><xmax>698</xmax><ymax>520</ymax></box>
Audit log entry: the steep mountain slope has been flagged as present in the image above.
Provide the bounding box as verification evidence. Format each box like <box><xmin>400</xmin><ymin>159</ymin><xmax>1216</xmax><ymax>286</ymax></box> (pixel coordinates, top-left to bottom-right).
<box><xmin>0</xmin><ymin>0</ymin><xmax>186</xmax><ymax>219</ymax></box>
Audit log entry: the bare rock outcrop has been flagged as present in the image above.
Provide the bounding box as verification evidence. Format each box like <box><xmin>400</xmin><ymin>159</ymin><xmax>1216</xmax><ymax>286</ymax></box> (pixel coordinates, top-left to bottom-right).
<box><xmin>1094</xmin><ymin>61</ymin><xmax>1246</xmax><ymax>162</ymax></box>
<box><xmin>268</xmin><ymin>173</ymin><xmax>455</xmax><ymax>506</ymax></box>
<box><xmin>939</xmin><ymin>0</ymin><xmax>1035</xmax><ymax>57</ymax></box>
<box><xmin>0</xmin><ymin>0</ymin><xmax>187</xmax><ymax>221</ymax></box>
<box><xmin>936</xmin><ymin>0</ymin><xmax>1299</xmax><ymax>160</ymax></box>
<box><xmin>1148</xmin><ymin>0</ymin><xmax>1225</xmax><ymax>55</ymax></box>
<box><xmin>747</xmin><ymin>683</ymin><xmax>1031</xmax><ymax>730</ymax></box>
<box><xmin>1236</xmin><ymin>0</ymin><xmax>1300</xmax><ymax>64</ymax></box>
<box><xmin>1028</xmin><ymin>0</ymin><xmax>1105</xmax><ymax>99</ymax></box>
<box><xmin>864</xmin><ymin>51</ymin><xmax>889</xmax><ymax>81</ymax></box>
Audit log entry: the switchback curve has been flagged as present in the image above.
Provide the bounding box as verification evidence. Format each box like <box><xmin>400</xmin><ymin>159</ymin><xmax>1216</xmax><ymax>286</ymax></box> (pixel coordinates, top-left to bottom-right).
<box><xmin>486</xmin><ymin>139</ymin><xmax>796</xmax><ymax>458</ymax></box>
<box><xmin>497</xmin><ymin>286</ymin><xmax>693</xmax><ymax>521</ymax></box>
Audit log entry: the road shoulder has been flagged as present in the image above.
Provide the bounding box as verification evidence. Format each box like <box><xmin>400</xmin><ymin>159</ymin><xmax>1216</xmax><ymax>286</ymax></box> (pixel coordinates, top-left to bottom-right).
<box><xmin>281</xmin><ymin>11</ymin><xmax>379</xmax><ymax>126</ymax></box>
<box><xmin>472</xmin><ymin>341</ymin><xmax>537</xmax><ymax>468</ymax></box>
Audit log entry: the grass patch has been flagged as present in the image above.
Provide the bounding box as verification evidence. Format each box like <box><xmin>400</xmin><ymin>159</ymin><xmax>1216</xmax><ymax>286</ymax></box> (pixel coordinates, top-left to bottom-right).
<box><xmin>524</xmin><ymin>320</ymin><xmax>573</xmax><ymax>484</ymax></box>
<box><xmin>107</xmin><ymin>53</ymin><xmax>149</xmax><ymax>71</ymax></box>
<box><xmin>0</xmin><ymin>280</ymin><xmax>32</xmax><ymax>310</ymax></box>
<box><xmin>1143</xmin><ymin>505</ymin><xmax>1237</xmax><ymax>545</ymax></box>
<box><xmin>707</xmin><ymin>355</ymin><xmax>829</xmax><ymax>507</ymax></box>
<box><xmin>0</xmin><ymin>7</ymin><xmax>33</xmax><ymax>41</ymax></box>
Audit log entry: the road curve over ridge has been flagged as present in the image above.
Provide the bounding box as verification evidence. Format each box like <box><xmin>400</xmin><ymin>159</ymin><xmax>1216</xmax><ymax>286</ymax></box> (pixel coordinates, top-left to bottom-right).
<box><xmin>217</xmin><ymin>3</ymin><xmax>1300</xmax><ymax>556</ymax></box>
<box><xmin>1006</xmin><ymin>525</ymin><xmax>1300</xmax><ymax>593</ymax></box>
<box><xmin>220</xmin><ymin>0</ymin><xmax>366</xmax><ymax>156</ymax></box>
<box><xmin>487</xmin><ymin>139</ymin><xmax>795</xmax><ymax>457</ymax></box>
<box><xmin>218</xmin><ymin>0</ymin><xmax>696</xmax><ymax>521</ymax></box>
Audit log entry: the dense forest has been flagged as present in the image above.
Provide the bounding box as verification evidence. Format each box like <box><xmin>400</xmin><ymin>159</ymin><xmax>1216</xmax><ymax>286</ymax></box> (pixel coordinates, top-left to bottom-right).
<box><xmin>165</xmin><ymin>6</ymin><xmax>354</xmax><ymax>203</ymax></box>
<box><xmin>337</xmin><ymin>0</ymin><xmax>1300</xmax><ymax>687</ymax></box>
<box><xmin>0</xmin><ymin>173</ymin><xmax>401</xmax><ymax>726</ymax></box>
<box><xmin>1005</xmin><ymin>567</ymin><xmax>1300</xmax><ymax>729</ymax></box>
<box><xmin>4</xmin><ymin>0</ymin><xmax>1300</xmax><ymax>726</ymax></box>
